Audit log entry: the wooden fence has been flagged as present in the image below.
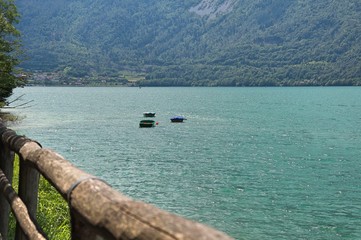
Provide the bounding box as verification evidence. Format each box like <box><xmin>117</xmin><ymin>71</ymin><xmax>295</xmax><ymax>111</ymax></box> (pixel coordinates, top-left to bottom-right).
<box><xmin>0</xmin><ymin>122</ymin><xmax>233</xmax><ymax>240</ymax></box>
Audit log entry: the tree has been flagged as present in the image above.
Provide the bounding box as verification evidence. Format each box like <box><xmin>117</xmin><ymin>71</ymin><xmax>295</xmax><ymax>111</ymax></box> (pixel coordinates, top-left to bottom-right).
<box><xmin>0</xmin><ymin>0</ymin><xmax>24</xmax><ymax>104</ymax></box>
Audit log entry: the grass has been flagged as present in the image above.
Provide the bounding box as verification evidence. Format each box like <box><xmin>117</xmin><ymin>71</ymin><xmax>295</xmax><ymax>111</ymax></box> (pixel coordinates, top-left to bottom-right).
<box><xmin>121</xmin><ymin>70</ymin><xmax>146</xmax><ymax>82</ymax></box>
<box><xmin>0</xmin><ymin>112</ymin><xmax>24</xmax><ymax>123</ymax></box>
<box><xmin>8</xmin><ymin>155</ymin><xmax>71</xmax><ymax>239</ymax></box>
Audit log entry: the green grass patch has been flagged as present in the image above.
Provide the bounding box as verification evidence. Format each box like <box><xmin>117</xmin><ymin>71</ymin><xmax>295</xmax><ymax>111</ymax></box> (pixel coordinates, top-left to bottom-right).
<box><xmin>121</xmin><ymin>71</ymin><xmax>146</xmax><ymax>82</ymax></box>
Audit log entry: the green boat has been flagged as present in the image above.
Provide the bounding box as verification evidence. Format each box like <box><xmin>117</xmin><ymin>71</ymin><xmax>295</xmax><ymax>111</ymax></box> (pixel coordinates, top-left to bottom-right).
<box><xmin>143</xmin><ymin>112</ymin><xmax>156</xmax><ymax>117</ymax></box>
<box><xmin>139</xmin><ymin>120</ymin><xmax>155</xmax><ymax>128</ymax></box>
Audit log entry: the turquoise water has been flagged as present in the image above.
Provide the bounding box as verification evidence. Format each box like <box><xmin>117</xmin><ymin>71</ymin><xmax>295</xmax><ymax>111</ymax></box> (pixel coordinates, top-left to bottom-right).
<box><xmin>9</xmin><ymin>87</ymin><xmax>361</xmax><ymax>239</ymax></box>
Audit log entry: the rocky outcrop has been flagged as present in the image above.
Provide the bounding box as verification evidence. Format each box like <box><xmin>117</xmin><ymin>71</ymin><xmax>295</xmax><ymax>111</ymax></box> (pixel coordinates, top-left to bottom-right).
<box><xmin>189</xmin><ymin>0</ymin><xmax>237</xmax><ymax>20</ymax></box>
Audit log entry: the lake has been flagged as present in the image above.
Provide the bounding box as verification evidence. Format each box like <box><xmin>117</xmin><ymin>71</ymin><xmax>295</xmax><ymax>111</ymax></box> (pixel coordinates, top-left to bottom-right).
<box><xmin>9</xmin><ymin>86</ymin><xmax>361</xmax><ymax>239</ymax></box>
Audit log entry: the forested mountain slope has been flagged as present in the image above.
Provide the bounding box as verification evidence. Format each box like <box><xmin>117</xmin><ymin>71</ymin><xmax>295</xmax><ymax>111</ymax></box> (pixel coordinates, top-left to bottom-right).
<box><xmin>16</xmin><ymin>0</ymin><xmax>361</xmax><ymax>86</ymax></box>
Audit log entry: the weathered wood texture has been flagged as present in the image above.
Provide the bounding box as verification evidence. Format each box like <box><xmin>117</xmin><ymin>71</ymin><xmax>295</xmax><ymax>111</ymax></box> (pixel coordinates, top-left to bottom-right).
<box><xmin>0</xmin><ymin>139</ymin><xmax>14</xmax><ymax>239</ymax></box>
<box><xmin>15</xmin><ymin>156</ymin><xmax>41</xmax><ymax>240</ymax></box>
<box><xmin>0</xmin><ymin>169</ymin><xmax>46</xmax><ymax>240</ymax></box>
<box><xmin>0</xmin><ymin>122</ymin><xmax>233</xmax><ymax>240</ymax></box>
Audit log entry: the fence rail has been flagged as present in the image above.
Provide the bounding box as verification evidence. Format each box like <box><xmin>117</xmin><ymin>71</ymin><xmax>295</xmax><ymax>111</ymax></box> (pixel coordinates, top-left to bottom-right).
<box><xmin>0</xmin><ymin>122</ymin><xmax>233</xmax><ymax>240</ymax></box>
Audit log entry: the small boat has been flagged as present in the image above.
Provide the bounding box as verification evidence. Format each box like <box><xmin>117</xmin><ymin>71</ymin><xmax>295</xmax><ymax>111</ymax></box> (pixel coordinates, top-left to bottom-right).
<box><xmin>170</xmin><ymin>116</ymin><xmax>187</xmax><ymax>123</ymax></box>
<box><xmin>143</xmin><ymin>112</ymin><xmax>156</xmax><ymax>117</ymax></box>
<box><xmin>139</xmin><ymin>120</ymin><xmax>155</xmax><ymax>128</ymax></box>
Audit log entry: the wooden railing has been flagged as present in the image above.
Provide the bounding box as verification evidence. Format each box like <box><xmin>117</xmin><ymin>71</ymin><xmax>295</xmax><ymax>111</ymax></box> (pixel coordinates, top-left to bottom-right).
<box><xmin>0</xmin><ymin>122</ymin><xmax>233</xmax><ymax>240</ymax></box>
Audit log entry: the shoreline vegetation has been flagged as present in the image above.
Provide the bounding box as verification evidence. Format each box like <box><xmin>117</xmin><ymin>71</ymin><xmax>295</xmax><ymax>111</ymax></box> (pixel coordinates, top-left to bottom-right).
<box><xmin>26</xmin><ymin>71</ymin><xmax>361</xmax><ymax>87</ymax></box>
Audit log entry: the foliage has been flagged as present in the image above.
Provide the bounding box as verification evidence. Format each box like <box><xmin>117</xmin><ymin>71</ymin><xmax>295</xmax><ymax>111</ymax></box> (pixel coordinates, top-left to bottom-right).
<box><xmin>37</xmin><ymin>176</ymin><xmax>71</xmax><ymax>239</ymax></box>
<box><xmin>15</xmin><ymin>0</ymin><xmax>361</xmax><ymax>86</ymax></box>
<box><xmin>0</xmin><ymin>0</ymin><xmax>24</xmax><ymax>102</ymax></box>
<box><xmin>8</xmin><ymin>155</ymin><xmax>71</xmax><ymax>239</ymax></box>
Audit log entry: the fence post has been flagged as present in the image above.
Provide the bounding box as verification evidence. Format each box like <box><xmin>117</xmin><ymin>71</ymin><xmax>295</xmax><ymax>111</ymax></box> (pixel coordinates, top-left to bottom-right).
<box><xmin>15</xmin><ymin>156</ymin><xmax>40</xmax><ymax>240</ymax></box>
<box><xmin>0</xmin><ymin>141</ymin><xmax>15</xmax><ymax>239</ymax></box>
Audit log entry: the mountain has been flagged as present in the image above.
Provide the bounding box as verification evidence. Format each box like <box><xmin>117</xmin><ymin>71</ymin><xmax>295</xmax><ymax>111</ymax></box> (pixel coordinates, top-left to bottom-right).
<box><xmin>16</xmin><ymin>0</ymin><xmax>361</xmax><ymax>86</ymax></box>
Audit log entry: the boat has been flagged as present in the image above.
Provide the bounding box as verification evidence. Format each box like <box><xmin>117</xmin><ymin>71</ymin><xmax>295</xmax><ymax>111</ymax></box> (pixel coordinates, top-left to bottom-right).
<box><xmin>170</xmin><ymin>116</ymin><xmax>187</xmax><ymax>123</ymax></box>
<box><xmin>139</xmin><ymin>120</ymin><xmax>155</xmax><ymax>128</ymax></box>
<box><xmin>143</xmin><ymin>112</ymin><xmax>156</xmax><ymax>117</ymax></box>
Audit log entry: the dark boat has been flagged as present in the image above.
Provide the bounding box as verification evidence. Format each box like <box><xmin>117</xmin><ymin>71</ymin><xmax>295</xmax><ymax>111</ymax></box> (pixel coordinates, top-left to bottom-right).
<box><xmin>143</xmin><ymin>112</ymin><xmax>156</xmax><ymax>117</ymax></box>
<box><xmin>170</xmin><ymin>116</ymin><xmax>187</xmax><ymax>123</ymax></box>
<box><xmin>139</xmin><ymin>120</ymin><xmax>155</xmax><ymax>128</ymax></box>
